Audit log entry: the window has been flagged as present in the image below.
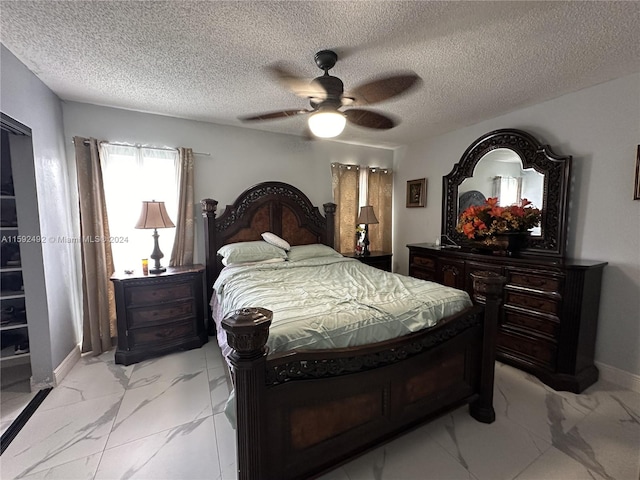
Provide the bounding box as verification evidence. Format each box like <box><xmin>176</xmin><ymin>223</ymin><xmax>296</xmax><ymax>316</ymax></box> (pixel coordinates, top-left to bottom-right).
<box><xmin>492</xmin><ymin>175</ymin><xmax>522</xmax><ymax>207</ymax></box>
<box><xmin>331</xmin><ymin>163</ymin><xmax>393</xmax><ymax>254</ymax></box>
<box><xmin>100</xmin><ymin>144</ymin><xmax>179</xmax><ymax>271</ymax></box>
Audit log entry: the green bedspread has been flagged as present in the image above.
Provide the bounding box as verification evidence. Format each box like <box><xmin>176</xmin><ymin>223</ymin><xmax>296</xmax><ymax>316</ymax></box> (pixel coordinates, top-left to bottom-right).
<box><xmin>213</xmin><ymin>256</ymin><xmax>472</xmax><ymax>356</ymax></box>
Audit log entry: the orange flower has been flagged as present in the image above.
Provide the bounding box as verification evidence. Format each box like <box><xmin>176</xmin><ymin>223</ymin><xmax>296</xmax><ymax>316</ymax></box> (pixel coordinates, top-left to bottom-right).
<box><xmin>462</xmin><ymin>223</ymin><xmax>476</xmax><ymax>238</ymax></box>
<box><xmin>456</xmin><ymin>197</ymin><xmax>541</xmax><ymax>240</ymax></box>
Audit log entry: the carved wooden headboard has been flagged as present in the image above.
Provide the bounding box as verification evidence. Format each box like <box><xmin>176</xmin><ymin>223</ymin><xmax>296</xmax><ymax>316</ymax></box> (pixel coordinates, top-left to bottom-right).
<box><xmin>201</xmin><ymin>181</ymin><xmax>336</xmax><ymax>303</ymax></box>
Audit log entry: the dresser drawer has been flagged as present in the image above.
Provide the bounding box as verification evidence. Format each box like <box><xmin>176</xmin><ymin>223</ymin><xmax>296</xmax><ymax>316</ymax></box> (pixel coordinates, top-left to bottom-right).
<box><xmin>497</xmin><ymin>330</ymin><xmax>557</xmax><ymax>369</ymax></box>
<box><xmin>505</xmin><ymin>291</ymin><xmax>560</xmax><ymax>314</ymax></box>
<box><xmin>126</xmin><ymin>282</ymin><xmax>193</xmax><ymax>306</ymax></box>
<box><xmin>503</xmin><ymin>308</ymin><xmax>559</xmax><ymax>339</ymax></box>
<box><xmin>412</xmin><ymin>255</ymin><xmax>435</xmax><ymax>269</ymax></box>
<box><xmin>128</xmin><ymin>320</ymin><xmax>195</xmax><ymax>348</ymax></box>
<box><xmin>508</xmin><ymin>271</ymin><xmax>561</xmax><ymax>292</ymax></box>
<box><xmin>409</xmin><ymin>267</ymin><xmax>436</xmax><ymax>282</ymax></box>
<box><xmin>129</xmin><ymin>300</ymin><xmax>194</xmax><ymax>327</ymax></box>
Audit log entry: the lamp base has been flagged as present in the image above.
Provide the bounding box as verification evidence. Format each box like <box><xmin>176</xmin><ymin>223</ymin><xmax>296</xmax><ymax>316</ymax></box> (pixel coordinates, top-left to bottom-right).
<box><xmin>362</xmin><ymin>225</ymin><xmax>371</xmax><ymax>256</ymax></box>
<box><xmin>149</xmin><ymin>229</ymin><xmax>166</xmax><ymax>275</ymax></box>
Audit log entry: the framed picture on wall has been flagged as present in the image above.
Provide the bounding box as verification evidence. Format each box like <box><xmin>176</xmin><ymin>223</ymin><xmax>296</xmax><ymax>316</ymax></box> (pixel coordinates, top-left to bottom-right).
<box><xmin>634</xmin><ymin>145</ymin><xmax>640</xmax><ymax>200</ymax></box>
<box><xmin>406</xmin><ymin>178</ymin><xmax>426</xmax><ymax>208</ymax></box>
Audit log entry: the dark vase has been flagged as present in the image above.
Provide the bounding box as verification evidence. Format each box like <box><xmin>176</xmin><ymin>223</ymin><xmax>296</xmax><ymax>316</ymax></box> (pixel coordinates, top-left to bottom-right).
<box><xmin>470</xmin><ymin>232</ymin><xmax>529</xmax><ymax>256</ymax></box>
<box><xmin>491</xmin><ymin>232</ymin><xmax>530</xmax><ymax>256</ymax></box>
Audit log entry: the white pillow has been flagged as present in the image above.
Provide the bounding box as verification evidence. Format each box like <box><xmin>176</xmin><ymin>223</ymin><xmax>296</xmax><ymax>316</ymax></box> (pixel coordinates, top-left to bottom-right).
<box><xmin>287</xmin><ymin>244</ymin><xmax>342</xmax><ymax>262</ymax></box>
<box><xmin>225</xmin><ymin>258</ymin><xmax>286</xmax><ymax>268</ymax></box>
<box><xmin>261</xmin><ymin>232</ymin><xmax>291</xmax><ymax>251</ymax></box>
<box><xmin>218</xmin><ymin>241</ymin><xmax>287</xmax><ymax>266</ymax></box>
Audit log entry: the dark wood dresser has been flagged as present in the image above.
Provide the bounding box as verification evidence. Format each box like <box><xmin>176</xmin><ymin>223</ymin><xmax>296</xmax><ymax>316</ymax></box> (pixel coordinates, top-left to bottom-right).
<box><xmin>343</xmin><ymin>251</ymin><xmax>393</xmax><ymax>271</ymax></box>
<box><xmin>407</xmin><ymin>243</ymin><xmax>606</xmax><ymax>393</ymax></box>
<box><xmin>111</xmin><ymin>265</ymin><xmax>208</xmax><ymax>365</ymax></box>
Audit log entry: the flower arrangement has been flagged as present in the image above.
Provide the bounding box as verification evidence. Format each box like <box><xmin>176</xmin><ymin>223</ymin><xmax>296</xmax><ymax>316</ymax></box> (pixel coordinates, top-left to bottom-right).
<box><xmin>456</xmin><ymin>197</ymin><xmax>541</xmax><ymax>239</ymax></box>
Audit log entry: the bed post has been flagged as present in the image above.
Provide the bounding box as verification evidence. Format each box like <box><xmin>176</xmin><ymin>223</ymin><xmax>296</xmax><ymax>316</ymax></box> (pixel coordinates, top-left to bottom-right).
<box><xmin>201</xmin><ymin>198</ymin><xmax>218</xmax><ymax>327</ymax></box>
<box><xmin>323</xmin><ymin>202</ymin><xmax>336</xmax><ymax>248</ymax></box>
<box><xmin>221</xmin><ymin>307</ymin><xmax>272</xmax><ymax>480</ymax></box>
<box><xmin>469</xmin><ymin>271</ymin><xmax>505</xmax><ymax>423</ymax></box>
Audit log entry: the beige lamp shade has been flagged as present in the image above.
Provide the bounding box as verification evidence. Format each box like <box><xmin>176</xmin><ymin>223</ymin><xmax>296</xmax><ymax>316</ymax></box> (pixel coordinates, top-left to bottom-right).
<box><xmin>135</xmin><ymin>201</ymin><xmax>175</xmax><ymax>229</ymax></box>
<box><xmin>357</xmin><ymin>205</ymin><xmax>379</xmax><ymax>225</ymax></box>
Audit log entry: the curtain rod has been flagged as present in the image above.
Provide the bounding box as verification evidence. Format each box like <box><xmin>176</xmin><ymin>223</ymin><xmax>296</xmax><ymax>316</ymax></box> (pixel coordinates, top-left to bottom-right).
<box><xmin>330</xmin><ymin>163</ymin><xmax>391</xmax><ymax>173</ymax></box>
<box><xmin>74</xmin><ymin>139</ymin><xmax>210</xmax><ymax>156</ymax></box>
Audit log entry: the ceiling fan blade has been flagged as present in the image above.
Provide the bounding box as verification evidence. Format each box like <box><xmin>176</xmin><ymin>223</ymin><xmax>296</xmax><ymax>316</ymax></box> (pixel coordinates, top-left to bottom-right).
<box><xmin>344</xmin><ymin>109</ymin><xmax>397</xmax><ymax>130</ymax></box>
<box><xmin>239</xmin><ymin>109</ymin><xmax>310</xmax><ymax>122</ymax></box>
<box><xmin>348</xmin><ymin>73</ymin><xmax>422</xmax><ymax>106</ymax></box>
<box><xmin>266</xmin><ymin>64</ymin><xmax>327</xmax><ymax>99</ymax></box>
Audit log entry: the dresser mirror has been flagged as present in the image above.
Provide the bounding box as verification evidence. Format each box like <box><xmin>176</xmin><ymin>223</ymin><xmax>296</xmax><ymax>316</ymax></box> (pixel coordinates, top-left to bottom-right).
<box><xmin>442</xmin><ymin>129</ymin><xmax>571</xmax><ymax>257</ymax></box>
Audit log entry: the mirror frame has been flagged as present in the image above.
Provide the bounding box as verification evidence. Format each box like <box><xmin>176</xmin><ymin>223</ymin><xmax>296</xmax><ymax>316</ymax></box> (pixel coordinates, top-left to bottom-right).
<box><xmin>442</xmin><ymin>129</ymin><xmax>571</xmax><ymax>258</ymax></box>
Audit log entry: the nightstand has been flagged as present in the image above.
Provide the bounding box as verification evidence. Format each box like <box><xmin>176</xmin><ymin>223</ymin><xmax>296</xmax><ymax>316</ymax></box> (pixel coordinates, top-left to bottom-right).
<box><xmin>111</xmin><ymin>265</ymin><xmax>208</xmax><ymax>365</ymax></box>
<box><xmin>343</xmin><ymin>251</ymin><xmax>393</xmax><ymax>272</ymax></box>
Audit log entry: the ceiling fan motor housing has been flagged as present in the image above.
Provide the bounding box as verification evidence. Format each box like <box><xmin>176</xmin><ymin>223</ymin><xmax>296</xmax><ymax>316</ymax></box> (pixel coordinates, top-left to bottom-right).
<box><xmin>314</xmin><ymin>75</ymin><xmax>343</xmax><ymax>97</ymax></box>
<box><xmin>314</xmin><ymin>50</ymin><xmax>338</xmax><ymax>71</ymax></box>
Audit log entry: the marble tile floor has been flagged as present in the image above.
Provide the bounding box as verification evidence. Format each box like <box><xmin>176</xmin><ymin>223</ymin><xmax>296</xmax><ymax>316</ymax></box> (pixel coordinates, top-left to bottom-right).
<box><xmin>1</xmin><ymin>339</ymin><xmax>638</xmax><ymax>480</ymax></box>
<box><xmin>1</xmin><ymin>377</ymin><xmax>38</xmax><ymax>438</ymax></box>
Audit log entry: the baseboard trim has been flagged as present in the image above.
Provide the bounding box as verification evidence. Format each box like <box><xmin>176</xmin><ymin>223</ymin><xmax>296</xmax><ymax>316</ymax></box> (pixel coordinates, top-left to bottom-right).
<box><xmin>596</xmin><ymin>361</ymin><xmax>640</xmax><ymax>393</ymax></box>
<box><xmin>52</xmin><ymin>345</ymin><xmax>80</xmax><ymax>386</ymax></box>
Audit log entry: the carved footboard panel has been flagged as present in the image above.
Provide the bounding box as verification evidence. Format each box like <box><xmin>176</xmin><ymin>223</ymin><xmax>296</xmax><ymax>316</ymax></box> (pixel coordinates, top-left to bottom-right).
<box><xmin>264</xmin><ymin>314</ymin><xmax>482</xmax><ymax>479</ymax></box>
<box><xmin>222</xmin><ymin>271</ymin><xmax>504</xmax><ymax>480</ymax></box>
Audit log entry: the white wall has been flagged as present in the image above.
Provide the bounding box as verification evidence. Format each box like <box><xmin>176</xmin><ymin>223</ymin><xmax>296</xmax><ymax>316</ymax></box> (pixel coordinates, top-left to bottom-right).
<box><xmin>61</xmin><ymin>102</ymin><xmax>395</xmax><ymax>267</ymax></box>
<box><xmin>1</xmin><ymin>45</ymin><xmax>82</xmax><ymax>386</ymax></box>
<box><xmin>393</xmin><ymin>73</ymin><xmax>640</xmax><ymax>378</ymax></box>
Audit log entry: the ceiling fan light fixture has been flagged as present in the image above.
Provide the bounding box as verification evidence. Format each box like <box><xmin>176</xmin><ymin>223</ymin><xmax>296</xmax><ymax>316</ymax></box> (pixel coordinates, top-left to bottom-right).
<box><xmin>307</xmin><ymin>110</ymin><xmax>346</xmax><ymax>138</ymax></box>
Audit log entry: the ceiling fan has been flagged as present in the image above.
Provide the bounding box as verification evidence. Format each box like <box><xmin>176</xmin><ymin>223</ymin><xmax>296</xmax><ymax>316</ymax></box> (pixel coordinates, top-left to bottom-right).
<box><xmin>239</xmin><ymin>50</ymin><xmax>422</xmax><ymax>138</ymax></box>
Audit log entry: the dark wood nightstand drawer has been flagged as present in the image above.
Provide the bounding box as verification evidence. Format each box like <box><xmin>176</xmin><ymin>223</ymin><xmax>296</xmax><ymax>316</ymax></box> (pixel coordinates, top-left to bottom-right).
<box><xmin>129</xmin><ymin>300</ymin><xmax>194</xmax><ymax>327</ymax></box>
<box><xmin>344</xmin><ymin>251</ymin><xmax>392</xmax><ymax>272</ymax></box>
<box><xmin>126</xmin><ymin>282</ymin><xmax>193</xmax><ymax>306</ymax></box>
<box><xmin>128</xmin><ymin>320</ymin><xmax>195</xmax><ymax>348</ymax></box>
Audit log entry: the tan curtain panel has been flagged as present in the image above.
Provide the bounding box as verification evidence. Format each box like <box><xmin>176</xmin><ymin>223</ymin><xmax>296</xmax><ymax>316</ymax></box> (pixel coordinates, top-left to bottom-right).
<box><xmin>367</xmin><ymin>168</ymin><xmax>393</xmax><ymax>253</ymax></box>
<box><xmin>73</xmin><ymin>136</ymin><xmax>116</xmax><ymax>355</ymax></box>
<box><xmin>169</xmin><ymin>147</ymin><xmax>195</xmax><ymax>266</ymax></box>
<box><xmin>331</xmin><ymin>163</ymin><xmax>360</xmax><ymax>253</ymax></box>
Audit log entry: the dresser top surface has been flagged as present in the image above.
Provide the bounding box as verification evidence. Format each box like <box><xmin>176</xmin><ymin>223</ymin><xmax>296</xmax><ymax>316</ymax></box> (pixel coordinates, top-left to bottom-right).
<box><xmin>406</xmin><ymin>243</ymin><xmax>606</xmax><ymax>269</ymax></box>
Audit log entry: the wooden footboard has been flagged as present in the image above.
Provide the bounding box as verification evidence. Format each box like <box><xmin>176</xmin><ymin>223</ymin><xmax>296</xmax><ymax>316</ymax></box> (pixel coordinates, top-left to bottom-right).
<box><xmin>221</xmin><ymin>272</ymin><xmax>504</xmax><ymax>480</ymax></box>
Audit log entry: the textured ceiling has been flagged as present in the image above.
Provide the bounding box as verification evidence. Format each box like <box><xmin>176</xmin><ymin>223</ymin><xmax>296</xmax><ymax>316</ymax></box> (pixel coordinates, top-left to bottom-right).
<box><xmin>1</xmin><ymin>1</ymin><xmax>639</xmax><ymax>149</ymax></box>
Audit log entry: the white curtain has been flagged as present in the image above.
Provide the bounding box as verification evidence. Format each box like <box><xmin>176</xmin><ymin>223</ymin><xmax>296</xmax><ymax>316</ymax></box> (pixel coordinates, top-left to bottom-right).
<box><xmin>100</xmin><ymin>144</ymin><xmax>179</xmax><ymax>272</ymax></box>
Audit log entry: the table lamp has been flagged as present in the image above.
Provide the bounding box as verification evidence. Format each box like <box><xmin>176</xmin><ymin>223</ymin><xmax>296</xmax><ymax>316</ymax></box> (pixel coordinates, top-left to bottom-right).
<box><xmin>135</xmin><ymin>200</ymin><xmax>175</xmax><ymax>274</ymax></box>
<box><xmin>356</xmin><ymin>205</ymin><xmax>379</xmax><ymax>256</ymax></box>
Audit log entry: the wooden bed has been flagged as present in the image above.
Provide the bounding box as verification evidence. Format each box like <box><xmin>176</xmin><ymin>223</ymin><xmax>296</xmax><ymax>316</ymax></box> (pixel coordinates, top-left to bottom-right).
<box><xmin>201</xmin><ymin>181</ymin><xmax>504</xmax><ymax>480</ymax></box>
